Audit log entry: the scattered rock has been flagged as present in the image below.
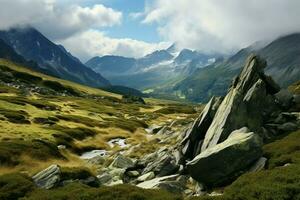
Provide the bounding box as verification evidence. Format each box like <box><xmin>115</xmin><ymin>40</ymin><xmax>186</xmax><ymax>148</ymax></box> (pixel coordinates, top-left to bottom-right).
<box><xmin>137</xmin><ymin>172</ymin><xmax>155</xmax><ymax>182</ymax></box>
<box><xmin>187</xmin><ymin>127</ymin><xmax>263</xmax><ymax>187</ymax></box>
<box><xmin>110</xmin><ymin>154</ymin><xmax>134</xmax><ymax>169</ymax></box>
<box><xmin>137</xmin><ymin>174</ymin><xmax>185</xmax><ymax>193</ymax></box>
<box><xmin>278</xmin><ymin>122</ymin><xmax>298</xmax><ymax>132</ymax></box>
<box><xmin>249</xmin><ymin>157</ymin><xmax>267</xmax><ymax>172</ymax></box>
<box><xmin>97</xmin><ymin>173</ymin><xmax>113</xmax><ymax>185</ymax></box>
<box><xmin>127</xmin><ymin>170</ymin><xmax>140</xmax><ymax>177</ymax></box>
<box><xmin>143</xmin><ymin>150</ymin><xmax>179</xmax><ymax>177</ymax></box>
<box><xmin>32</xmin><ymin>164</ymin><xmax>61</xmax><ymax>189</ymax></box>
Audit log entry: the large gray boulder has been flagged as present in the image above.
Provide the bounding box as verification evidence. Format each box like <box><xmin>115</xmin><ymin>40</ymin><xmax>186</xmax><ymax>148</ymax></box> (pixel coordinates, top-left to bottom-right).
<box><xmin>187</xmin><ymin>127</ymin><xmax>263</xmax><ymax>187</ymax></box>
<box><xmin>201</xmin><ymin>55</ymin><xmax>279</xmax><ymax>151</ymax></box>
<box><xmin>32</xmin><ymin>164</ymin><xmax>61</xmax><ymax>189</ymax></box>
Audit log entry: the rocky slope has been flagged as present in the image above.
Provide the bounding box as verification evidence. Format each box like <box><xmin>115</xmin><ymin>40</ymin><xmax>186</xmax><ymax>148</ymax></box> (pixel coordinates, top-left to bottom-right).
<box><xmin>175</xmin><ymin>33</ymin><xmax>300</xmax><ymax>102</ymax></box>
<box><xmin>21</xmin><ymin>55</ymin><xmax>299</xmax><ymax>198</ymax></box>
<box><xmin>0</xmin><ymin>27</ymin><xmax>110</xmax><ymax>88</ymax></box>
<box><xmin>0</xmin><ymin>52</ymin><xmax>300</xmax><ymax>199</ymax></box>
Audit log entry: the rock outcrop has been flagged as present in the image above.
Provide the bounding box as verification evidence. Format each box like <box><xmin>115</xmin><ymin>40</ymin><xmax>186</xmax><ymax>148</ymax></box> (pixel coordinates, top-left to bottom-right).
<box><xmin>175</xmin><ymin>55</ymin><xmax>284</xmax><ymax>187</ymax></box>
<box><xmin>32</xmin><ymin>164</ymin><xmax>61</xmax><ymax>189</ymax></box>
<box><xmin>179</xmin><ymin>96</ymin><xmax>223</xmax><ymax>162</ymax></box>
<box><xmin>187</xmin><ymin>127</ymin><xmax>263</xmax><ymax>186</ymax></box>
<box><xmin>201</xmin><ymin>55</ymin><xmax>280</xmax><ymax>151</ymax></box>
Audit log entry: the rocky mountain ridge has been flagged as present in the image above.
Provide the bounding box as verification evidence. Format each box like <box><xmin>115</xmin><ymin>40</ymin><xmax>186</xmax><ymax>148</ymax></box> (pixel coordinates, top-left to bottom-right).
<box><xmin>0</xmin><ymin>27</ymin><xmax>110</xmax><ymax>88</ymax></box>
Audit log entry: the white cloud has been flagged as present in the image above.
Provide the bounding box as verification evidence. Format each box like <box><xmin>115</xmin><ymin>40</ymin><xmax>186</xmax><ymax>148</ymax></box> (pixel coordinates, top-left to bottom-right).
<box><xmin>143</xmin><ymin>0</ymin><xmax>300</xmax><ymax>54</ymax></box>
<box><xmin>129</xmin><ymin>12</ymin><xmax>144</xmax><ymax>20</ymax></box>
<box><xmin>59</xmin><ymin>30</ymin><xmax>170</xmax><ymax>62</ymax></box>
<box><xmin>0</xmin><ymin>0</ymin><xmax>122</xmax><ymax>40</ymax></box>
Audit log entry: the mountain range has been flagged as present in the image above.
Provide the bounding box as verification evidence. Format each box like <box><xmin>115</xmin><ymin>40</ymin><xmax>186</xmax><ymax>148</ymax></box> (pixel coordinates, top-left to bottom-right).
<box><xmin>85</xmin><ymin>46</ymin><xmax>218</xmax><ymax>93</ymax></box>
<box><xmin>0</xmin><ymin>27</ymin><xmax>110</xmax><ymax>87</ymax></box>
<box><xmin>173</xmin><ymin>33</ymin><xmax>300</xmax><ymax>102</ymax></box>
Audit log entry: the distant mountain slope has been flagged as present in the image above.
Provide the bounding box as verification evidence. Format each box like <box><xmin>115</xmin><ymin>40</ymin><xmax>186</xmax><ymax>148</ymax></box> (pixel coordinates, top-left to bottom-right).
<box><xmin>86</xmin><ymin>56</ymin><xmax>137</xmax><ymax>77</ymax></box>
<box><xmin>174</xmin><ymin>33</ymin><xmax>300</xmax><ymax>102</ymax></box>
<box><xmin>0</xmin><ymin>27</ymin><xmax>110</xmax><ymax>87</ymax></box>
<box><xmin>86</xmin><ymin>47</ymin><xmax>217</xmax><ymax>92</ymax></box>
<box><xmin>0</xmin><ymin>38</ymin><xmax>26</xmax><ymax>63</ymax></box>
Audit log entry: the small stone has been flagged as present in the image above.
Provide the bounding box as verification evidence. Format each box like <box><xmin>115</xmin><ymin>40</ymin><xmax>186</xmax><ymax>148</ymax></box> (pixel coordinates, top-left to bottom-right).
<box><xmin>127</xmin><ymin>171</ymin><xmax>140</xmax><ymax>177</ymax></box>
<box><xmin>108</xmin><ymin>180</ymin><xmax>123</xmax><ymax>186</ymax></box>
<box><xmin>249</xmin><ymin>157</ymin><xmax>267</xmax><ymax>172</ymax></box>
<box><xmin>278</xmin><ymin>122</ymin><xmax>298</xmax><ymax>132</ymax></box>
<box><xmin>137</xmin><ymin>172</ymin><xmax>155</xmax><ymax>182</ymax></box>
<box><xmin>57</xmin><ymin>145</ymin><xmax>66</xmax><ymax>150</ymax></box>
<box><xmin>97</xmin><ymin>173</ymin><xmax>113</xmax><ymax>185</ymax></box>
<box><xmin>110</xmin><ymin>154</ymin><xmax>134</xmax><ymax>169</ymax></box>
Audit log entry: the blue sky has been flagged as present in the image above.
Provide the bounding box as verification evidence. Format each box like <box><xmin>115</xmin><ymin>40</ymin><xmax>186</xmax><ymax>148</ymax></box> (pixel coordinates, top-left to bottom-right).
<box><xmin>76</xmin><ymin>0</ymin><xmax>161</xmax><ymax>43</ymax></box>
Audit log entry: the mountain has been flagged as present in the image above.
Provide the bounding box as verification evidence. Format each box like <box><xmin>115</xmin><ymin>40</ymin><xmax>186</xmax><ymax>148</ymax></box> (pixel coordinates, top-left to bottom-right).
<box><xmin>174</xmin><ymin>33</ymin><xmax>300</xmax><ymax>102</ymax></box>
<box><xmin>86</xmin><ymin>47</ymin><xmax>218</xmax><ymax>95</ymax></box>
<box><xmin>0</xmin><ymin>27</ymin><xmax>110</xmax><ymax>87</ymax></box>
<box><xmin>136</xmin><ymin>50</ymin><xmax>174</xmax><ymax>67</ymax></box>
<box><xmin>86</xmin><ymin>55</ymin><xmax>137</xmax><ymax>78</ymax></box>
<box><xmin>0</xmin><ymin>38</ymin><xmax>27</xmax><ymax>63</ymax></box>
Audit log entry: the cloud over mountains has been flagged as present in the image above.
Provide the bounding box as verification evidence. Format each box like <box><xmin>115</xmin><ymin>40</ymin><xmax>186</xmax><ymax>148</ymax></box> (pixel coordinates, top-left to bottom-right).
<box><xmin>143</xmin><ymin>0</ymin><xmax>300</xmax><ymax>54</ymax></box>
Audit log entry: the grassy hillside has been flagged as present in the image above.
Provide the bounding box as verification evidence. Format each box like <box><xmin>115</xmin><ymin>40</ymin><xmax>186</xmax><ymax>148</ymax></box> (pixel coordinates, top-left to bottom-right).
<box><xmin>0</xmin><ymin>59</ymin><xmax>200</xmax><ymax>175</ymax></box>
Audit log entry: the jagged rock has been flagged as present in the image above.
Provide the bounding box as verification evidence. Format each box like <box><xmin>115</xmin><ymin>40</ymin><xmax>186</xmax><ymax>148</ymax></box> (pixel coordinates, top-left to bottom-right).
<box><xmin>201</xmin><ymin>55</ymin><xmax>279</xmax><ymax>151</ymax></box>
<box><xmin>32</xmin><ymin>164</ymin><xmax>61</xmax><ymax>189</ymax></box>
<box><xmin>143</xmin><ymin>150</ymin><xmax>179</xmax><ymax>177</ymax></box>
<box><xmin>278</xmin><ymin>122</ymin><xmax>298</xmax><ymax>132</ymax></box>
<box><xmin>110</xmin><ymin>154</ymin><xmax>134</xmax><ymax>169</ymax></box>
<box><xmin>127</xmin><ymin>171</ymin><xmax>140</xmax><ymax>177</ymax></box>
<box><xmin>249</xmin><ymin>157</ymin><xmax>267</xmax><ymax>172</ymax></box>
<box><xmin>179</xmin><ymin>96</ymin><xmax>223</xmax><ymax>162</ymax></box>
<box><xmin>137</xmin><ymin>174</ymin><xmax>185</xmax><ymax>193</ymax></box>
<box><xmin>110</xmin><ymin>168</ymin><xmax>126</xmax><ymax>180</ymax></box>
<box><xmin>137</xmin><ymin>172</ymin><xmax>155</xmax><ymax>182</ymax></box>
<box><xmin>97</xmin><ymin>173</ymin><xmax>113</xmax><ymax>185</ymax></box>
<box><xmin>187</xmin><ymin>128</ymin><xmax>263</xmax><ymax>187</ymax></box>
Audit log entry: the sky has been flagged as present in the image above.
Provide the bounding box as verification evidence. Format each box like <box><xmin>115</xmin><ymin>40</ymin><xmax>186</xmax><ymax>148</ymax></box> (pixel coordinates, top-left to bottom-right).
<box><xmin>0</xmin><ymin>0</ymin><xmax>300</xmax><ymax>62</ymax></box>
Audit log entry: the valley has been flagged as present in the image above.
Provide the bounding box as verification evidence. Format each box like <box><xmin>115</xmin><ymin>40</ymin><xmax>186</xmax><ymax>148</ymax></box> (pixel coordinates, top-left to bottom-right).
<box><xmin>0</xmin><ymin>2</ymin><xmax>299</xmax><ymax>199</ymax></box>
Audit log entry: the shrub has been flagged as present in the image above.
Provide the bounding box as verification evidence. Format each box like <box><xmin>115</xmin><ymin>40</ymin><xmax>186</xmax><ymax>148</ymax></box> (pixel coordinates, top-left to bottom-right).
<box><xmin>0</xmin><ymin>139</ymin><xmax>64</xmax><ymax>166</ymax></box>
<box><xmin>11</xmin><ymin>71</ymin><xmax>43</xmax><ymax>84</ymax></box>
<box><xmin>0</xmin><ymin>108</ymin><xmax>30</xmax><ymax>124</ymax></box>
<box><xmin>0</xmin><ymin>173</ymin><xmax>34</xmax><ymax>200</ymax></box>
<box><xmin>154</xmin><ymin>105</ymin><xmax>196</xmax><ymax>114</ymax></box>
<box><xmin>26</xmin><ymin>183</ymin><xmax>183</xmax><ymax>200</ymax></box>
<box><xmin>42</xmin><ymin>80</ymin><xmax>81</xmax><ymax>96</ymax></box>
<box><xmin>61</xmin><ymin>167</ymin><xmax>93</xmax><ymax>181</ymax></box>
